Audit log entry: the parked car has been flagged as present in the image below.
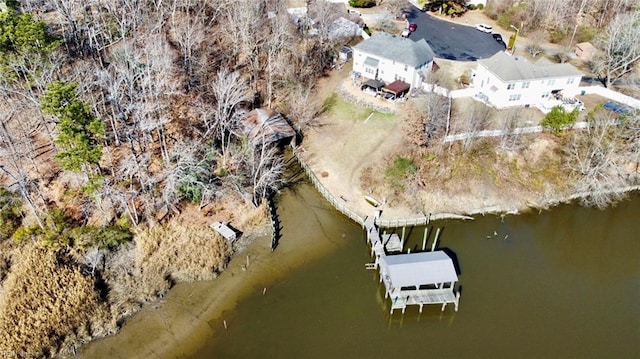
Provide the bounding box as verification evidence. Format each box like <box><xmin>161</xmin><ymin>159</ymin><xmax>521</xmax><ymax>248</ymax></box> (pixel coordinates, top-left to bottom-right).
<box><xmin>492</xmin><ymin>33</ymin><xmax>503</xmax><ymax>42</ymax></box>
<box><xmin>408</xmin><ymin>23</ymin><xmax>417</xmax><ymax>32</ymax></box>
<box><xmin>475</xmin><ymin>24</ymin><xmax>493</xmax><ymax>33</ymax></box>
<box><xmin>401</xmin><ymin>28</ymin><xmax>411</xmax><ymax>38</ymax></box>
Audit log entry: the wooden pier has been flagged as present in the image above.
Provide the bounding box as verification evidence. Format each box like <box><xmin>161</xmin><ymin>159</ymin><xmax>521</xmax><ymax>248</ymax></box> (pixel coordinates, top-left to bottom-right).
<box><xmin>364</xmin><ymin>212</ymin><xmax>460</xmax><ymax>314</ymax></box>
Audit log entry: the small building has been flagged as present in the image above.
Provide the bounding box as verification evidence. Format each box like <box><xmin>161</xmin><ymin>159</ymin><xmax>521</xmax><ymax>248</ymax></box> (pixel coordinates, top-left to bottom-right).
<box><xmin>210</xmin><ymin>222</ymin><xmax>237</xmax><ymax>242</ymax></box>
<box><xmin>574</xmin><ymin>42</ymin><xmax>597</xmax><ymax>61</ymax></box>
<box><xmin>379</xmin><ymin>251</ymin><xmax>460</xmax><ymax>313</ymax></box>
<box><xmin>352</xmin><ymin>32</ymin><xmax>435</xmax><ymax>88</ymax></box>
<box><xmin>241</xmin><ymin>109</ymin><xmax>296</xmax><ymax>147</ymax></box>
<box><xmin>473</xmin><ymin>51</ymin><xmax>583</xmax><ymax>109</ymax></box>
<box><xmin>339</xmin><ymin>46</ymin><xmax>353</xmax><ymax>61</ymax></box>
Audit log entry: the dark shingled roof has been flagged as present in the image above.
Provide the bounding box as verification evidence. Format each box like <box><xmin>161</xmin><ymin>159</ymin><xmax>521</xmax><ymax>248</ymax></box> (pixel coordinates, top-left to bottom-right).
<box><xmin>353</xmin><ymin>32</ymin><xmax>435</xmax><ymax>68</ymax></box>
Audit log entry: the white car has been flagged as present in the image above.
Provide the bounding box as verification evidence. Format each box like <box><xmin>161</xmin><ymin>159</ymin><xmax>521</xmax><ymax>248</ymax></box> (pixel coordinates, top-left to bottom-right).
<box><xmin>475</xmin><ymin>24</ymin><xmax>493</xmax><ymax>33</ymax></box>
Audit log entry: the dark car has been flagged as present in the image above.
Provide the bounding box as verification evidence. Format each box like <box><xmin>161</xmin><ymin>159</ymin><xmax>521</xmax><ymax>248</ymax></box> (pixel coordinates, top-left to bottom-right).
<box><xmin>492</xmin><ymin>33</ymin><xmax>503</xmax><ymax>42</ymax></box>
<box><xmin>409</xmin><ymin>23</ymin><xmax>417</xmax><ymax>32</ymax></box>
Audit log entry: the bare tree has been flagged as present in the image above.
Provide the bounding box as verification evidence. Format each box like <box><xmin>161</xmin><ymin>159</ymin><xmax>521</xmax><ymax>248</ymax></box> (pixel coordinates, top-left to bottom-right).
<box><xmin>591</xmin><ymin>11</ymin><xmax>640</xmax><ymax>87</ymax></box>
<box><xmin>250</xmin><ymin>142</ymin><xmax>286</xmax><ymax>205</ymax></box>
<box><xmin>210</xmin><ymin>68</ymin><xmax>252</xmax><ymax>168</ymax></box>
<box><xmin>461</xmin><ymin>102</ymin><xmax>492</xmax><ymax>150</ymax></box>
<box><xmin>168</xmin><ymin>0</ymin><xmax>207</xmax><ymax>89</ymax></box>
<box><xmin>527</xmin><ymin>29</ymin><xmax>548</xmax><ymax>57</ymax></box>
<box><xmin>564</xmin><ymin>110</ymin><xmax>632</xmax><ymax>209</ymax></box>
<box><xmin>499</xmin><ymin>107</ymin><xmax>523</xmax><ymax>150</ymax></box>
<box><xmin>404</xmin><ymin>93</ymin><xmax>450</xmax><ymax>147</ymax></box>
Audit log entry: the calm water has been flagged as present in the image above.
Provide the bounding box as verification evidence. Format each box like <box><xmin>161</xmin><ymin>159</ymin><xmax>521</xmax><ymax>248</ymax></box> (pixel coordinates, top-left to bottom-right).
<box><xmin>195</xmin><ymin>185</ymin><xmax>640</xmax><ymax>359</ymax></box>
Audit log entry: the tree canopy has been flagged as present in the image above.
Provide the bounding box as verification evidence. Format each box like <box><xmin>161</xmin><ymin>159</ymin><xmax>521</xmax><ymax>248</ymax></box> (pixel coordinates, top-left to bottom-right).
<box><xmin>41</xmin><ymin>81</ymin><xmax>105</xmax><ymax>172</ymax></box>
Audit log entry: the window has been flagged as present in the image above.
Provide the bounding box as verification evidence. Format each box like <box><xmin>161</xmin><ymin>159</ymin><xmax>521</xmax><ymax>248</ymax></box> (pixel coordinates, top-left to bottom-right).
<box><xmin>522</xmin><ymin>81</ymin><xmax>530</xmax><ymax>89</ymax></box>
<box><xmin>507</xmin><ymin>83</ymin><xmax>515</xmax><ymax>90</ymax></box>
<box><xmin>404</xmin><ymin>65</ymin><xmax>408</xmax><ymax>72</ymax></box>
<box><xmin>509</xmin><ymin>94</ymin><xmax>521</xmax><ymax>101</ymax></box>
<box><xmin>567</xmin><ymin>78</ymin><xmax>575</xmax><ymax>84</ymax></box>
<box><xmin>541</xmin><ymin>92</ymin><xmax>549</xmax><ymax>98</ymax></box>
<box><xmin>547</xmin><ymin>79</ymin><xmax>555</xmax><ymax>86</ymax></box>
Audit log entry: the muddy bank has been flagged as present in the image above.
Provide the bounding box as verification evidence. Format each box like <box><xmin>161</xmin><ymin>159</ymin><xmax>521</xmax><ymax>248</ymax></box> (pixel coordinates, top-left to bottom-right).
<box><xmin>78</xmin><ymin>183</ymin><xmax>350</xmax><ymax>358</ymax></box>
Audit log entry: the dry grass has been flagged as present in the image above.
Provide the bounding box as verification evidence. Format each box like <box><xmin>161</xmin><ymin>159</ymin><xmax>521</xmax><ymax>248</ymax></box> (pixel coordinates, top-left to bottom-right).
<box><xmin>0</xmin><ymin>243</ymin><xmax>113</xmax><ymax>358</ymax></box>
<box><xmin>104</xmin><ymin>220</ymin><xmax>232</xmax><ymax>312</ymax></box>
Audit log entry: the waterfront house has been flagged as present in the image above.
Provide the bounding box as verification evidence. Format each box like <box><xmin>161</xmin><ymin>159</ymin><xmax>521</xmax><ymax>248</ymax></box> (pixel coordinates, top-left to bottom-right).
<box><xmin>352</xmin><ymin>32</ymin><xmax>435</xmax><ymax>89</ymax></box>
<box><xmin>473</xmin><ymin>51</ymin><xmax>583</xmax><ymax>109</ymax></box>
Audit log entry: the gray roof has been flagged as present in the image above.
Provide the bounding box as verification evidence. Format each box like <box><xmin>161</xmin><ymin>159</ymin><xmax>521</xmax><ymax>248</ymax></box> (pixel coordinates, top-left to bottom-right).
<box><xmin>353</xmin><ymin>32</ymin><xmax>435</xmax><ymax>67</ymax></box>
<box><xmin>380</xmin><ymin>251</ymin><xmax>458</xmax><ymax>287</ymax></box>
<box><xmin>478</xmin><ymin>51</ymin><xmax>583</xmax><ymax>82</ymax></box>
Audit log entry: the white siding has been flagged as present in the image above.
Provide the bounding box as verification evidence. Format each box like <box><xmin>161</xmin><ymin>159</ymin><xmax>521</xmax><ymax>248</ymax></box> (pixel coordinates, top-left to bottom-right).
<box><xmin>474</xmin><ymin>63</ymin><xmax>583</xmax><ymax>109</ymax></box>
<box><xmin>352</xmin><ymin>48</ymin><xmax>431</xmax><ymax>88</ymax></box>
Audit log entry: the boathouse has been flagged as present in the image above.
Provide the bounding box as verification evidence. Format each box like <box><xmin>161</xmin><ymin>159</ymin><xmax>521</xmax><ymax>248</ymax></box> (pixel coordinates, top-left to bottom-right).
<box><xmin>378</xmin><ymin>251</ymin><xmax>459</xmax><ymax>313</ymax></box>
<box><xmin>242</xmin><ymin>109</ymin><xmax>296</xmax><ymax>147</ymax></box>
<box><xmin>364</xmin><ymin>212</ymin><xmax>460</xmax><ymax>314</ymax></box>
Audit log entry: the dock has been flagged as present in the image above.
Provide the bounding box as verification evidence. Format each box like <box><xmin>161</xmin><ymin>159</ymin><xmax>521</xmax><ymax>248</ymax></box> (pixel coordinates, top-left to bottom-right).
<box><xmin>364</xmin><ymin>212</ymin><xmax>460</xmax><ymax>314</ymax></box>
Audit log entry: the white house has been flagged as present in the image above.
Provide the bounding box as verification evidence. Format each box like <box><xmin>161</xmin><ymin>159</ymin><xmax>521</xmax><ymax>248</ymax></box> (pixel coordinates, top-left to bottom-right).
<box><xmin>352</xmin><ymin>32</ymin><xmax>435</xmax><ymax>88</ymax></box>
<box><xmin>473</xmin><ymin>52</ymin><xmax>583</xmax><ymax>109</ymax></box>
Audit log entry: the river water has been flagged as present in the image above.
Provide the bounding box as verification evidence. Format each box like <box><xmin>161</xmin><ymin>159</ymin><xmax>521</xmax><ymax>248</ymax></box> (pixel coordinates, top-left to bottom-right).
<box><xmin>80</xmin><ymin>181</ymin><xmax>639</xmax><ymax>358</ymax></box>
<box><xmin>192</xmin><ymin>183</ymin><xmax>639</xmax><ymax>358</ymax></box>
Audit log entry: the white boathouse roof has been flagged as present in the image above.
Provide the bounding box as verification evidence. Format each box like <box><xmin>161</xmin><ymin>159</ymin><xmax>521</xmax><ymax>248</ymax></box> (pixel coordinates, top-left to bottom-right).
<box><xmin>380</xmin><ymin>251</ymin><xmax>458</xmax><ymax>287</ymax></box>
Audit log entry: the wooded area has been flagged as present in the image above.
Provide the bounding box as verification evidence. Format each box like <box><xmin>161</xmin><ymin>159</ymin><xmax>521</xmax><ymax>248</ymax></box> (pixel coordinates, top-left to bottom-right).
<box><xmin>0</xmin><ymin>0</ymin><xmax>351</xmax><ymax>357</ymax></box>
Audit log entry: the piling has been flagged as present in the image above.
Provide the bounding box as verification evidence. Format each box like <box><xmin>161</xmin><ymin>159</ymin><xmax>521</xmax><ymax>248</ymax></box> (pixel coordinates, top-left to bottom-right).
<box><xmin>432</xmin><ymin>228</ymin><xmax>441</xmax><ymax>251</ymax></box>
<box><xmin>422</xmin><ymin>227</ymin><xmax>429</xmax><ymax>251</ymax></box>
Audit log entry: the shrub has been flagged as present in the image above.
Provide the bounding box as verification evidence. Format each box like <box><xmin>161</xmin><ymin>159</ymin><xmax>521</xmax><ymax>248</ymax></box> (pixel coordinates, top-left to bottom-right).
<box><xmin>549</xmin><ymin>27</ymin><xmax>568</xmax><ymax>44</ymax></box>
<box><xmin>349</xmin><ymin>0</ymin><xmax>376</xmax><ymax>8</ymax></box>
<box><xmin>385</xmin><ymin>157</ymin><xmax>418</xmax><ymax>189</ymax></box>
<box><xmin>575</xmin><ymin>24</ymin><xmax>596</xmax><ymax>43</ymax></box>
<box><xmin>477</xmin><ymin>3</ymin><xmax>484</xmax><ymax>10</ymax></box>
<box><xmin>468</xmin><ymin>4</ymin><xmax>477</xmax><ymax>10</ymax></box>
<box><xmin>541</xmin><ymin>106</ymin><xmax>579</xmax><ymax>134</ymax></box>
<box><xmin>0</xmin><ymin>187</ymin><xmax>22</xmax><ymax>240</ymax></box>
<box><xmin>69</xmin><ymin>225</ymin><xmax>132</xmax><ymax>250</ymax></box>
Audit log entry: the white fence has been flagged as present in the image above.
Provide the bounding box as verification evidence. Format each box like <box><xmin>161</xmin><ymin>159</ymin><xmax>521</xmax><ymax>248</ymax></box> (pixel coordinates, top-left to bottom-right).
<box><xmin>579</xmin><ymin>86</ymin><xmax>640</xmax><ymax>109</ymax></box>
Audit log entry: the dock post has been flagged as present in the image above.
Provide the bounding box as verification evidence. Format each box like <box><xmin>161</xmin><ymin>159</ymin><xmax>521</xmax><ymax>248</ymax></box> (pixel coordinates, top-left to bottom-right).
<box><xmin>454</xmin><ymin>291</ymin><xmax>460</xmax><ymax>312</ymax></box>
<box><xmin>432</xmin><ymin>228</ymin><xmax>441</xmax><ymax>251</ymax></box>
<box><xmin>401</xmin><ymin>226</ymin><xmax>406</xmax><ymax>247</ymax></box>
<box><xmin>422</xmin><ymin>227</ymin><xmax>429</xmax><ymax>251</ymax></box>
<box><xmin>441</xmin><ymin>303</ymin><xmax>447</xmax><ymax>312</ymax></box>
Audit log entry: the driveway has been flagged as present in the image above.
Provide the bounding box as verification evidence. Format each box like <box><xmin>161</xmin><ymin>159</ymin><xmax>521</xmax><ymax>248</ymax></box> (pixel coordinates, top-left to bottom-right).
<box><xmin>405</xmin><ymin>7</ymin><xmax>505</xmax><ymax>61</ymax></box>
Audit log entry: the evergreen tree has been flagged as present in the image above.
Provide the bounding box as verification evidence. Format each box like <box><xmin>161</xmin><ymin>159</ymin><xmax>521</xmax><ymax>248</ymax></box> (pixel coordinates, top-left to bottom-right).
<box><xmin>40</xmin><ymin>81</ymin><xmax>105</xmax><ymax>172</ymax></box>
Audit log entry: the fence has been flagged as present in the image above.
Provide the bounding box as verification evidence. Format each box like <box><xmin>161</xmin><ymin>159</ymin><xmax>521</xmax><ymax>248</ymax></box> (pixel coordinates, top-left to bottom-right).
<box><xmin>291</xmin><ymin>147</ymin><xmax>366</xmax><ymax>227</ymax></box>
<box><xmin>290</xmin><ymin>147</ymin><xmax>474</xmax><ymax>228</ymax></box>
<box><xmin>579</xmin><ymin>86</ymin><xmax>640</xmax><ymax>109</ymax></box>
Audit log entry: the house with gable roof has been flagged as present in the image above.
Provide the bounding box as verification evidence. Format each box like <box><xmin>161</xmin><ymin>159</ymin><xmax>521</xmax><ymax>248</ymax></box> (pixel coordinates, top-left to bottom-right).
<box><xmin>352</xmin><ymin>32</ymin><xmax>435</xmax><ymax>89</ymax></box>
<box><xmin>473</xmin><ymin>51</ymin><xmax>583</xmax><ymax>109</ymax></box>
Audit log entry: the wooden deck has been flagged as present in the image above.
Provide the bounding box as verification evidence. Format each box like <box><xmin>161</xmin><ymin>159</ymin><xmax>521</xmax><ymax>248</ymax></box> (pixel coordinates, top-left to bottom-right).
<box><xmin>390</xmin><ymin>289</ymin><xmax>459</xmax><ymax>314</ymax></box>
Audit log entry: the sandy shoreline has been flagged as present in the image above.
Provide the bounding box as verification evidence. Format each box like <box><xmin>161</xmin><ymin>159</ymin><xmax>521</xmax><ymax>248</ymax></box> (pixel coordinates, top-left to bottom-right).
<box><xmin>78</xmin><ymin>188</ymin><xmax>347</xmax><ymax>359</ymax></box>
